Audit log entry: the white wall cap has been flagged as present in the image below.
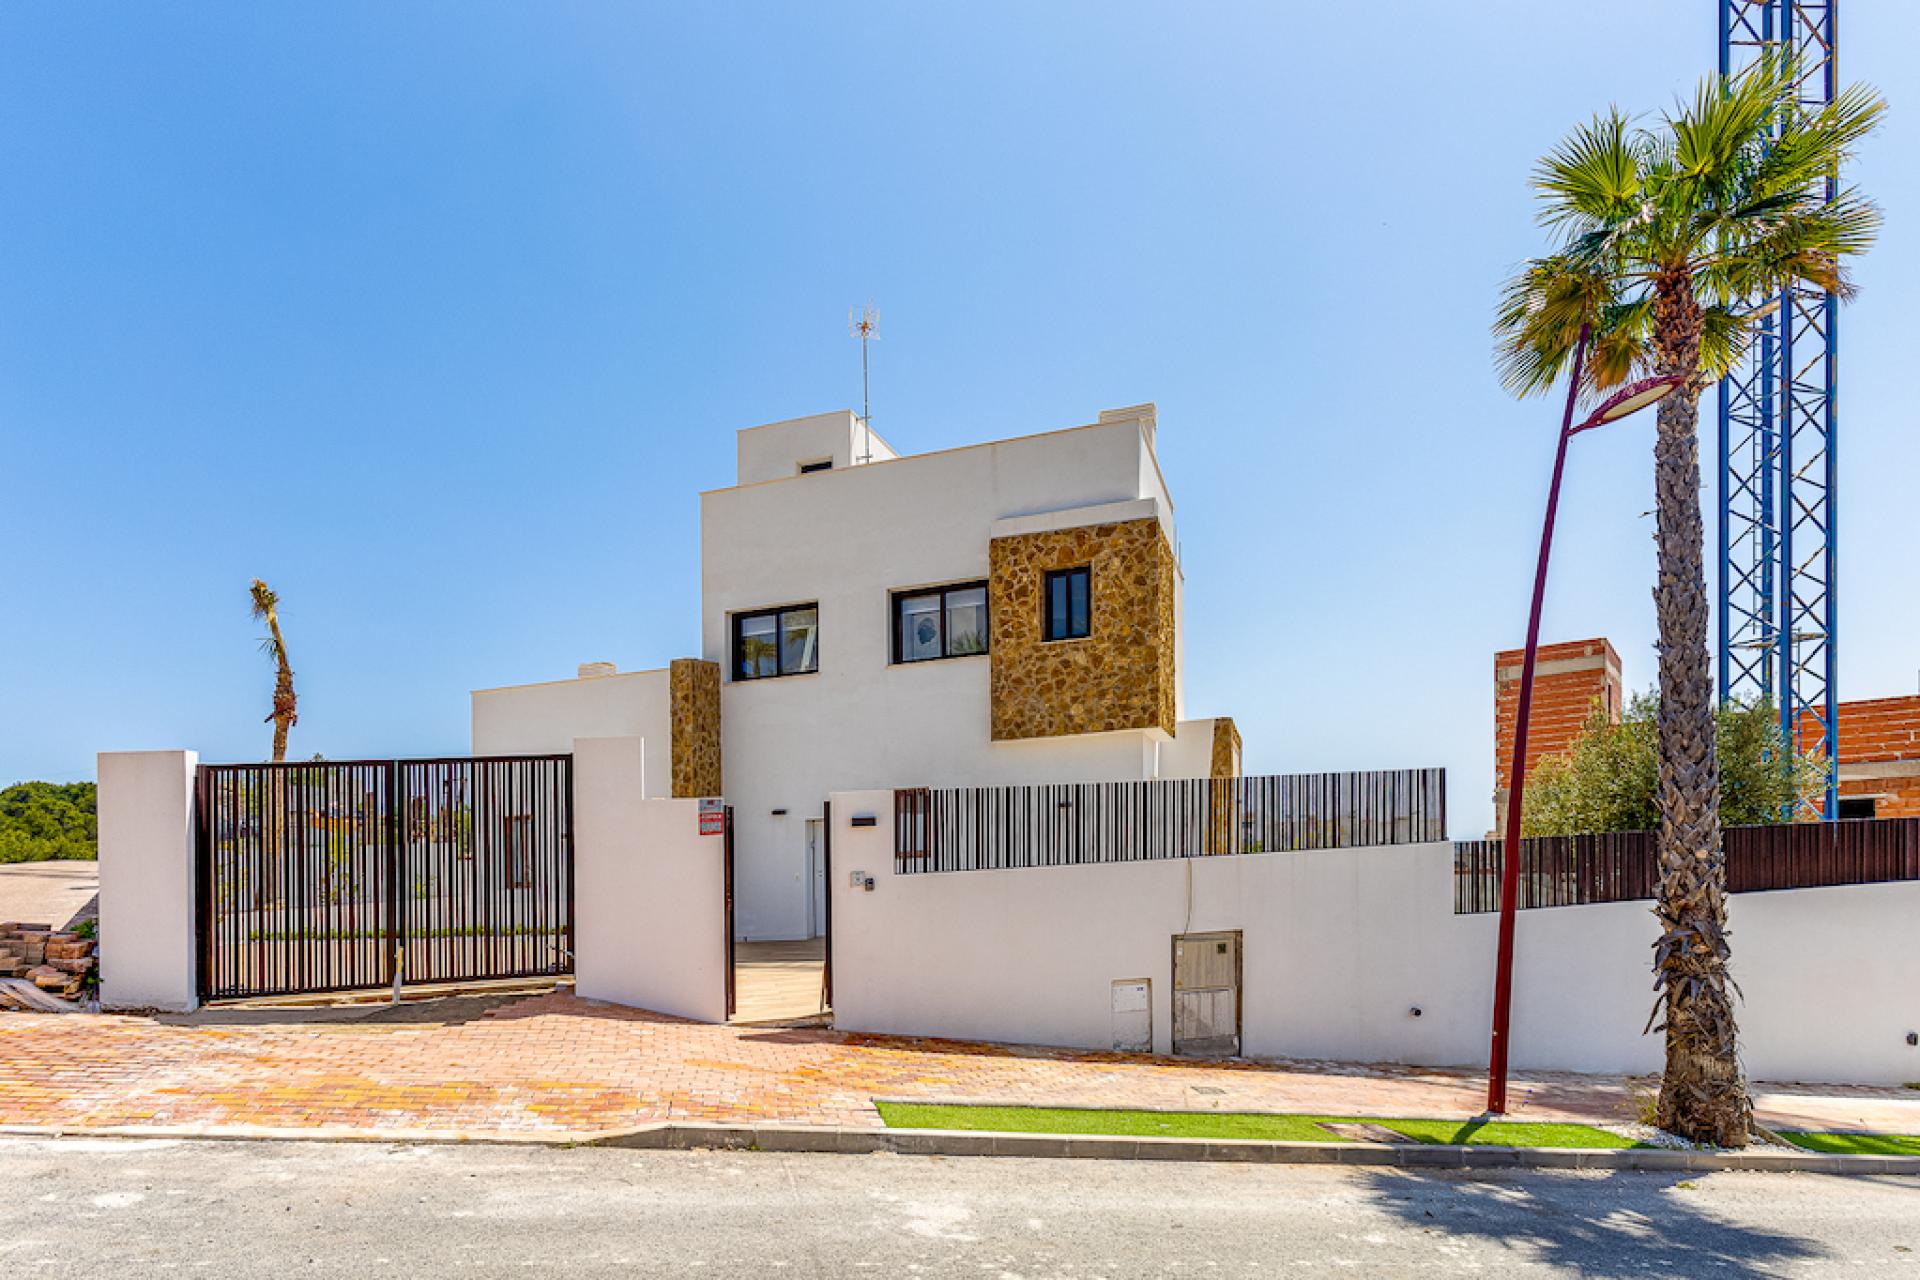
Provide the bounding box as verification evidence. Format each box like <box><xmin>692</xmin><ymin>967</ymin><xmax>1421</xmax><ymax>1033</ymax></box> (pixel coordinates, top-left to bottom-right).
<box><xmin>1099</xmin><ymin>402</ymin><xmax>1157</xmax><ymax>449</ymax></box>
<box><xmin>989</xmin><ymin>496</ymin><xmax>1165</xmax><ymax>542</ymax></box>
<box><xmin>471</xmin><ymin>666</ymin><xmax>669</xmax><ymax>697</ymax></box>
<box><xmin>1097</xmin><ymin>403</ymin><xmax>1157</xmax><ymax>427</ymax></box>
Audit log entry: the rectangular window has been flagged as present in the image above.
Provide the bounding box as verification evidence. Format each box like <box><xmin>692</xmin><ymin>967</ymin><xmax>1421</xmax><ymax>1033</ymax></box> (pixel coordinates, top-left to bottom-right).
<box><xmin>893</xmin><ymin>581</ymin><xmax>990</xmax><ymax>663</ymax></box>
<box><xmin>733</xmin><ymin>604</ymin><xmax>819</xmax><ymax>680</ymax></box>
<box><xmin>1044</xmin><ymin>567</ymin><xmax>1091</xmax><ymax>641</ymax></box>
<box><xmin>798</xmin><ymin>459</ymin><xmax>833</xmax><ymax>474</ymax></box>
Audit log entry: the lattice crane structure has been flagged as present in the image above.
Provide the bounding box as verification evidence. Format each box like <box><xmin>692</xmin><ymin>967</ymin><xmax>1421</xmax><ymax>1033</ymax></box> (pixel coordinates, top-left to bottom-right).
<box><xmin>1716</xmin><ymin>0</ymin><xmax>1841</xmax><ymax>819</ymax></box>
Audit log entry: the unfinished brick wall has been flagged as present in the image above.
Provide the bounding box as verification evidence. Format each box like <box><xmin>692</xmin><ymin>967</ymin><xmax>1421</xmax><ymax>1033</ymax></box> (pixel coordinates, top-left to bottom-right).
<box><xmin>1804</xmin><ymin>695</ymin><xmax>1920</xmax><ymax>820</ymax></box>
<box><xmin>1491</xmin><ymin>638</ymin><xmax>1623</xmax><ymax>836</ymax></box>
<box><xmin>1492</xmin><ymin>635</ymin><xmax>1920</xmax><ymax>826</ymax></box>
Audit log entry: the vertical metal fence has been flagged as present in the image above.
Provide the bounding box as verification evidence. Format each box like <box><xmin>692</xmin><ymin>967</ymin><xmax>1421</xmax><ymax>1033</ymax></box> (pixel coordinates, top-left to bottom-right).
<box><xmin>894</xmin><ymin>768</ymin><xmax>1446</xmax><ymax>874</ymax></box>
<box><xmin>196</xmin><ymin>755</ymin><xmax>574</xmax><ymax>1000</ymax></box>
<box><xmin>1453</xmin><ymin>817</ymin><xmax>1920</xmax><ymax>914</ymax></box>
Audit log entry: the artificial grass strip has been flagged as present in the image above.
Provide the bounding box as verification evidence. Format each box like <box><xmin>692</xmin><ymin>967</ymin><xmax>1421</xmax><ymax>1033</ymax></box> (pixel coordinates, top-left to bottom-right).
<box><xmin>873</xmin><ymin>1102</ymin><xmax>1634</xmax><ymax>1149</ymax></box>
<box><xmin>1379</xmin><ymin>1118</ymin><xmax>1635</xmax><ymax>1149</ymax></box>
<box><xmin>1780</xmin><ymin>1131</ymin><xmax>1920</xmax><ymax>1157</ymax></box>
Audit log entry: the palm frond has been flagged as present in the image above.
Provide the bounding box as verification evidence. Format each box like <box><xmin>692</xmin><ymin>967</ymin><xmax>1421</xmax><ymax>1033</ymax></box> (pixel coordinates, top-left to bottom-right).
<box><xmin>1670</xmin><ymin>51</ymin><xmax>1791</xmax><ymax>191</ymax></box>
<box><xmin>1533</xmin><ymin>108</ymin><xmax>1641</xmax><ymax>236</ymax></box>
<box><xmin>1746</xmin><ymin>81</ymin><xmax>1887</xmax><ymax>205</ymax></box>
<box><xmin>1709</xmin><ymin>191</ymin><xmax>1882</xmax><ymax>299</ymax></box>
<box><xmin>1585</xmin><ymin>296</ymin><xmax>1654</xmax><ymax>390</ymax></box>
<box><xmin>1492</xmin><ymin>255</ymin><xmax>1616</xmax><ymax>397</ymax></box>
<box><xmin>1694</xmin><ymin>304</ymin><xmax>1749</xmax><ymax>384</ymax></box>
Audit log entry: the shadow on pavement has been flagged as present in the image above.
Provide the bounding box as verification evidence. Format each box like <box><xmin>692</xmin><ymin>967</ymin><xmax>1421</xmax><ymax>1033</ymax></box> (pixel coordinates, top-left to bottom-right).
<box><xmin>1355</xmin><ymin>1166</ymin><xmax>1825</xmax><ymax>1277</ymax></box>
<box><xmin>159</xmin><ymin>991</ymin><xmax>534</xmax><ymax>1029</ymax></box>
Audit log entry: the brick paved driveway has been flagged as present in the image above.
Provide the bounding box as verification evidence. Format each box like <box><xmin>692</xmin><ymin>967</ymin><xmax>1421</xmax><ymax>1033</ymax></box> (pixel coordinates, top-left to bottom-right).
<box><xmin>3</xmin><ymin>991</ymin><xmax>1914</xmax><ymax>1140</ymax></box>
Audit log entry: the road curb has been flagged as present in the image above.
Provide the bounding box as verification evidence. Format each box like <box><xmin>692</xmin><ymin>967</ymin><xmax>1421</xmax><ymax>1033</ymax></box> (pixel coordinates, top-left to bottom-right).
<box><xmin>5</xmin><ymin>1121</ymin><xmax>1917</xmax><ymax>1175</ymax></box>
<box><xmin>589</xmin><ymin>1122</ymin><xmax>1920</xmax><ymax>1175</ymax></box>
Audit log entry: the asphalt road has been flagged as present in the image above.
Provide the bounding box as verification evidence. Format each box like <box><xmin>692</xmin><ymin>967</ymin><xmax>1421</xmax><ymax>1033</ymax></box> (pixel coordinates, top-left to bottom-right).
<box><xmin>1</xmin><ymin>1136</ymin><xmax>1915</xmax><ymax>1277</ymax></box>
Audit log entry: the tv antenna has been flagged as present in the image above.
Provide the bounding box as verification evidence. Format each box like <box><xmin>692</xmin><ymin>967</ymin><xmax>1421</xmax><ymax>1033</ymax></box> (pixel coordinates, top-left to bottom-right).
<box><xmin>849</xmin><ymin>304</ymin><xmax>878</xmax><ymax>463</ymax></box>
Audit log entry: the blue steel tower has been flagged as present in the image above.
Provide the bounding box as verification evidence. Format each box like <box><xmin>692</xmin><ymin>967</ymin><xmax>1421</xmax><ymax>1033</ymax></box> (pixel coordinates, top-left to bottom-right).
<box><xmin>1716</xmin><ymin>0</ymin><xmax>1840</xmax><ymax>820</ymax></box>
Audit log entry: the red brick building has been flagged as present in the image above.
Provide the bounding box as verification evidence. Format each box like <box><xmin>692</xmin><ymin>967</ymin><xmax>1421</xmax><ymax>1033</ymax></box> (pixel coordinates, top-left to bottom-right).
<box><xmin>1491</xmin><ymin>638</ymin><xmax>1622</xmax><ymax>836</ymax></box>
<box><xmin>1492</xmin><ymin>637</ymin><xmax>1920</xmax><ymax>831</ymax></box>
<box><xmin>1811</xmin><ymin>696</ymin><xmax>1920</xmax><ymax>820</ymax></box>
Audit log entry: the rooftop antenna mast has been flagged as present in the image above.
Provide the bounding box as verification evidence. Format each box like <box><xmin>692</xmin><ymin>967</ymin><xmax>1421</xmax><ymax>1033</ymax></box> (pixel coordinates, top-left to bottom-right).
<box><xmin>849</xmin><ymin>304</ymin><xmax>878</xmax><ymax>463</ymax></box>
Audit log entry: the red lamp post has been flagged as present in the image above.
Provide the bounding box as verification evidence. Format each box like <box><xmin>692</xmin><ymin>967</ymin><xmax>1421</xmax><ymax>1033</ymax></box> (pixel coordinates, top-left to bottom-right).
<box><xmin>1485</xmin><ymin>331</ymin><xmax>1686</xmax><ymax>1116</ymax></box>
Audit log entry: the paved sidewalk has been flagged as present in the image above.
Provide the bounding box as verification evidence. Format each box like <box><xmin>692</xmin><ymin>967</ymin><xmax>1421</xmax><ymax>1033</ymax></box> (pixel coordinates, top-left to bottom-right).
<box><xmin>0</xmin><ymin>859</ymin><xmax>99</xmax><ymax>932</ymax></box>
<box><xmin>3</xmin><ymin>990</ymin><xmax>1915</xmax><ymax>1140</ymax></box>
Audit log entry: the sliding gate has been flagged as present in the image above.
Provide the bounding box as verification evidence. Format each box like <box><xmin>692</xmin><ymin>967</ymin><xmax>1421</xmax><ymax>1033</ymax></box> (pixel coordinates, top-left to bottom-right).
<box><xmin>196</xmin><ymin>755</ymin><xmax>574</xmax><ymax>1001</ymax></box>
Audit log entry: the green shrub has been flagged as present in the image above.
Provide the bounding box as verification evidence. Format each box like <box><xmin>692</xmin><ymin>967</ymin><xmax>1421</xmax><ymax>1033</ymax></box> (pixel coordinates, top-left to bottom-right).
<box><xmin>0</xmin><ymin>781</ymin><xmax>97</xmax><ymax>863</ymax></box>
<box><xmin>1522</xmin><ymin>693</ymin><xmax>1823</xmax><ymax>836</ymax></box>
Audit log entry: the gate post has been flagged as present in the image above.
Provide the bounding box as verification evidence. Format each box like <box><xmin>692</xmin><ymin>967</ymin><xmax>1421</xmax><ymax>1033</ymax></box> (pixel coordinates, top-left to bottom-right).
<box><xmin>97</xmin><ymin>750</ymin><xmax>201</xmax><ymax>1012</ymax></box>
<box><xmin>571</xmin><ymin>736</ymin><xmax>727</xmax><ymax>1022</ymax></box>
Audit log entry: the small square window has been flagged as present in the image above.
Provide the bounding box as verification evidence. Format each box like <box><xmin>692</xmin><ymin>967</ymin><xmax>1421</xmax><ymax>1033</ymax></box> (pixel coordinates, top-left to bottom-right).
<box><xmin>1044</xmin><ymin>567</ymin><xmax>1090</xmax><ymax>641</ymax></box>
<box><xmin>733</xmin><ymin>604</ymin><xmax>819</xmax><ymax>680</ymax></box>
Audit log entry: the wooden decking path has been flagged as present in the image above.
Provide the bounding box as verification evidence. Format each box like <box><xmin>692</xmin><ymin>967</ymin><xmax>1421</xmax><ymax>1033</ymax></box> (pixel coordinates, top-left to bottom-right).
<box><xmin>732</xmin><ymin>938</ymin><xmax>827</xmax><ymax>1025</ymax></box>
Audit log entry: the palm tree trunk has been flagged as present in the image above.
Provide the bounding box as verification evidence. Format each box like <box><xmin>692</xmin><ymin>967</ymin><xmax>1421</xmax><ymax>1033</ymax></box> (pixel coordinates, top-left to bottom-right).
<box><xmin>1649</xmin><ymin>271</ymin><xmax>1752</xmax><ymax>1147</ymax></box>
<box><xmin>266</xmin><ymin>614</ymin><xmax>295</xmax><ymax>764</ymax></box>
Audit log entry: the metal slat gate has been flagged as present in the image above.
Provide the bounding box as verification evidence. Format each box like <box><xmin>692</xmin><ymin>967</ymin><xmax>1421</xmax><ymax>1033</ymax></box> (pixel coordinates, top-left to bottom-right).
<box><xmin>195</xmin><ymin>755</ymin><xmax>574</xmax><ymax>1001</ymax></box>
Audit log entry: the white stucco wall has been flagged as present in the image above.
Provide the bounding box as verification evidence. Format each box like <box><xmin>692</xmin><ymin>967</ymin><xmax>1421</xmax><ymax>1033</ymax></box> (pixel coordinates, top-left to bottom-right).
<box><xmin>828</xmin><ymin>790</ymin><xmax>1920</xmax><ymax>1086</ymax></box>
<box><xmin>736</xmin><ymin>410</ymin><xmax>898</xmax><ymax>484</ymax></box>
<box><xmin>571</xmin><ymin>737</ymin><xmax>727</xmax><ymax>1022</ymax></box>
<box><xmin>97</xmin><ymin>750</ymin><xmax>200</xmax><ymax>1012</ymax></box>
<box><xmin>472</xmin><ymin>669</ymin><xmax>673</xmax><ymax>799</ymax></box>
<box><xmin>704</xmin><ymin>417</ymin><xmax>1198</xmax><ymax>941</ymax></box>
<box><xmin>1158</xmin><ymin>718</ymin><xmax>1225</xmax><ymax>780</ymax></box>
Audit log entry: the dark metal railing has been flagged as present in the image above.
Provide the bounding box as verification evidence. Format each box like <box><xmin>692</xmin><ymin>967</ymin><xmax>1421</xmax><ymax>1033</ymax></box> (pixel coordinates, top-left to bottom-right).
<box><xmin>1453</xmin><ymin>816</ymin><xmax>1920</xmax><ymax>914</ymax></box>
<box><xmin>196</xmin><ymin>755</ymin><xmax>574</xmax><ymax>1000</ymax></box>
<box><xmin>895</xmin><ymin>768</ymin><xmax>1446</xmax><ymax>874</ymax></box>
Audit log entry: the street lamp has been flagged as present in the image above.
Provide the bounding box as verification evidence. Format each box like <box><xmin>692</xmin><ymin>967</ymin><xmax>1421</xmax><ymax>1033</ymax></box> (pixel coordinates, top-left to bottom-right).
<box><xmin>1485</xmin><ymin>324</ymin><xmax>1685</xmax><ymax>1116</ymax></box>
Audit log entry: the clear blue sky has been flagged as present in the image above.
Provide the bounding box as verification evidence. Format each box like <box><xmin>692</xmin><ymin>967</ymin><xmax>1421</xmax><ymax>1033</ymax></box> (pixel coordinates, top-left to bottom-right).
<box><xmin>3</xmin><ymin>3</ymin><xmax>1915</xmax><ymax>836</ymax></box>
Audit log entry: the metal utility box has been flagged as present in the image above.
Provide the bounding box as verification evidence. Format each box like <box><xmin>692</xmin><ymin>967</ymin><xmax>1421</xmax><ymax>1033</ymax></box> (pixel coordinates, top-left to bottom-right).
<box><xmin>1110</xmin><ymin>978</ymin><xmax>1151</xmax><ymax>1052</ymax></box>
<box><xmin>1172</xmin><ymin>931</ymin><xmax>1241</xmax><ymax>1057</ymax></box>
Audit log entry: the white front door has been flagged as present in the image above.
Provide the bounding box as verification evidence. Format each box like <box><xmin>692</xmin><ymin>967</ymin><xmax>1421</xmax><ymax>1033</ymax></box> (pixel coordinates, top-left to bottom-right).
<box><xmin>806</xmin><ymin>819</ymin><xmax>826</xmax><ymax>938</ymax></box>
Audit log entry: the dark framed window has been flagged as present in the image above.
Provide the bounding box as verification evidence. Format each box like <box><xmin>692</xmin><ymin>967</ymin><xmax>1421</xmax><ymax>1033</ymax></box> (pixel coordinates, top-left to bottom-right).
<box><xmin>893</xmin><ymin>581</ymin><xmax>989</xmax><ymax>663</ymax></box>
<box><xmin>798</xmin><ymin>459</ymin><xmax>833</xmax><ymax>474</ymax></box>
<box><xmin>1837</xmin><ymin>796</ymin><xmax>1877</xmax><ymax>821</ymax></box>
<box><xmin>1043</xmin><ymin>567</ymin><xmax>1091</xmax><ymax>641</ymax></box>
<box><xmin>733</xmin><ymin>603</ymin><xmax>819</xmax><ymax>680</ymax></box>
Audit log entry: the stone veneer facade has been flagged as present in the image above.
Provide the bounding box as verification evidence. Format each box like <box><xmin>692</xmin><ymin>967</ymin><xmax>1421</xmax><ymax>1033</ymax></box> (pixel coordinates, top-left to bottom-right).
<box><xmin>988</xmin><ymin>517</ymin><xmax>1177</xmax><ymax>742</ymax></box>
<box><xmin>669</xmin><ymin>658</ymin><xmax>723</xmax><ymax>798</ymax></box>
<box><xmin>1209</xmin><ymin>717</ymin><xmax>1242</xmax><ymax>779</ymax></box>
<box><xmin>1208</xmin><ymin>716</ymin><xmax>1243</xmax><ymax>855</ymax></box>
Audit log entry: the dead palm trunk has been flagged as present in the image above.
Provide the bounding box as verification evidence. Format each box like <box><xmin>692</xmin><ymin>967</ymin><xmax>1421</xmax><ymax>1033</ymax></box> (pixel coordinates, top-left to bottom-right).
<box><xmin>1648</xmin><ymin>273</ymin><xmax>1752</xmax><ymax>1147</ymax></box>
<box><xmin>250</xmin><ymin>580</ymin><xmax>298</xmax><ymax>911</ymax></box>
<box><xmin>251</xmin><ymin>580</ymin><xmax>297</xmax><ymax>762</ymax></box>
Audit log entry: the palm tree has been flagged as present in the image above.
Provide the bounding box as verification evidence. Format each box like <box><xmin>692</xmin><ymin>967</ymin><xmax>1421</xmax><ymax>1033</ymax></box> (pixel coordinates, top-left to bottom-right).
<box><xmin>250</xmin><ymin>579</ymin><xmax>298</xmax><ymax>762</ymax></box>
<box><xmin>1492</xmin><ymin>56</ymin><xmax>1881</xmax><ymax>1147</ymax></box>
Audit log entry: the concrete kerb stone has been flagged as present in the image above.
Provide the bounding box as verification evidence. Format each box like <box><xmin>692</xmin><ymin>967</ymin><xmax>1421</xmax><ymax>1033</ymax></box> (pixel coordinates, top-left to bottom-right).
<box><xmin>2</xmin><ymin>1122</ymin><xmax>1916</xmax><ymax>1175</ymax></box>
<box><xmin>584</xmin><ymin>1125</ymin><xmax>1920</xmax><ymax>1175</ymax></box>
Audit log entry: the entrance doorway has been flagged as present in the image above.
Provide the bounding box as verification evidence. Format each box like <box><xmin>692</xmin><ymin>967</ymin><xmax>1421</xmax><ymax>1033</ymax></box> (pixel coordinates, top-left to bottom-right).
<box><xmin>1172</xmin><ymin>930</ymin><xmax>1242</xmax><ymax>1057</ymax></box>
<box><xmin>806</xmin><ymin>819</ymin><xmax>827</xmax><ymax>938</ymax></box>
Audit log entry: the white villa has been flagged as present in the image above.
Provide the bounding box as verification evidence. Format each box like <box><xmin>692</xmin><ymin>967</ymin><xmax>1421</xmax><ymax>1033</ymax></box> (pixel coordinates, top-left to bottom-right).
<box><xmin>471</xmin><ymin>403</ymin><xmax>1240</xmax><ymax>941</ymax></box>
